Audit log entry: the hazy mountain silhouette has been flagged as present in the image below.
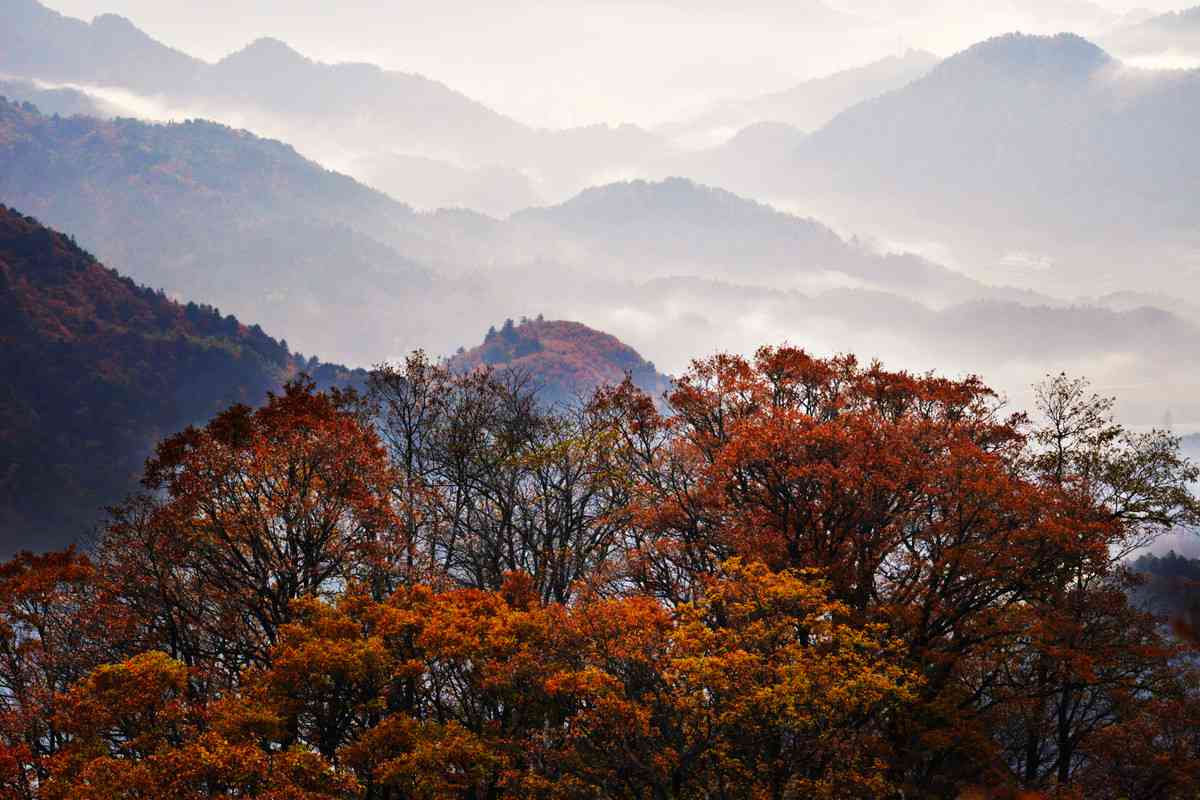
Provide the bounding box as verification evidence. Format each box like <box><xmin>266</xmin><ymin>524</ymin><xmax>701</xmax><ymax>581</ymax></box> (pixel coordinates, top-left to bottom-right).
<box><xmin>2</xmin><ymin>0</ymin><xmax>203</xmax><ymax>93</ymax></box>
<box><xmin>660</xmin><ymin>50</ymin><xmax>939</xmax><ymax>148</ymax></box>
<box><xmin>508</xmin><ymin>177</ymin><xmax>1010</xmax><ymax>306</ymax></box>
<box><xmin>0</xmin><ymin>78</ymin><xmax>115</xmax><ymax>118</ymax></box>
<box><xmin>0</xmin><ymin>0</ymin><xmax>673</xmax><ymax>204</ymax></box>
<box><xmin>0</xmin><ymin>96</ymin><xmax>434</xmax><ymax>366</ymax></box>
<box><xmin>703</xmin><ymin>34</ymin><xmax>1200</xmax><ymax>298</ymax></box>
<box><xmin>1103</xmin><ymin>6</ymin><xmax>1200</xmax><ymax>57</ymax></box>
<box><xmin>0</xmin><ymin>204</ymin><xmax>360</xmax><ymax>553</ymax></box>
<box><xmin>199</xmin><ymin>36</ymin><xmax>529</xmax><ymax>162</ymax></box>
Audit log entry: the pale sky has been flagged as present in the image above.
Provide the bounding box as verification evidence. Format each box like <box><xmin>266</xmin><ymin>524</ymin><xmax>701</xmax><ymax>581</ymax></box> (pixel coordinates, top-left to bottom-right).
<box><xmin>39</xmin><ymin>0</ymin><xmax>1194</xmax><ymax>126</ymax></box>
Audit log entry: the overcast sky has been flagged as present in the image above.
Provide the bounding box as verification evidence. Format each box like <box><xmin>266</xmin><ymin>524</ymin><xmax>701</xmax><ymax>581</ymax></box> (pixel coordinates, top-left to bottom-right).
<box><xmin>41</xmin><ymin>0</ymin><xmax>1193</xmax><ymax>126</ymax></box>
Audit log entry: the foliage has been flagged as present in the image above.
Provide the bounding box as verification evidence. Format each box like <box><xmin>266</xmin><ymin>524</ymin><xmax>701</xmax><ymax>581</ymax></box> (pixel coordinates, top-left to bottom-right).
<box><xmin>1</xmin><ymin>347</ymin><xmax>1199</xmax><ymax>798</ymax></box>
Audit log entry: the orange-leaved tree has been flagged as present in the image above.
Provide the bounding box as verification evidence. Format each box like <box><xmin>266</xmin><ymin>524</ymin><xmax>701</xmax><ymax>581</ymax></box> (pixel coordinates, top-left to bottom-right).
<box><xmin>96</xmin><ymin>379</ymin><xmax>403</xmax><ymax>687</ymax></box>
<box><xmin>4</xmin><ymin>352</ymin><xmax>1200</xmax><ymax>799</ymax></box>
<box><xmin>594</xmin><ymin>347</ymin><xmax>1200</xmax><ymax>797</ymax></box>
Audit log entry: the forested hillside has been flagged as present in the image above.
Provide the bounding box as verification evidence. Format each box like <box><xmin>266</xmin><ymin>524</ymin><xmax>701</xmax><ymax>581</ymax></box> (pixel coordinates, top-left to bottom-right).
<box><xmin>0</xmin><ymin>205</ymin><xmax>359</xmax><ymax>551</ymax></box>
<box><xmin>1133</xmin><ymin>550</ymin><xmax>1200</xmax><ymax>639</ymax></box>
<box><xmin>449</xmin><ymin>317</ymin><xmax>671</xmax><ymax>404</ymax></box>
<box><xmin>0</xmin><ymin>96</ymin><xmax>431</xmax><ymax>365</ymax></box>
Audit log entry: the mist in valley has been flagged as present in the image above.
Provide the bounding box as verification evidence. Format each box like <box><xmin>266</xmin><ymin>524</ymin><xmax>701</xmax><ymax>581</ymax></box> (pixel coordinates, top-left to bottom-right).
<box><xmin>4</xmin><ymin>0</ymin><xmax>1200</xmax><ymax>437</ymax></box>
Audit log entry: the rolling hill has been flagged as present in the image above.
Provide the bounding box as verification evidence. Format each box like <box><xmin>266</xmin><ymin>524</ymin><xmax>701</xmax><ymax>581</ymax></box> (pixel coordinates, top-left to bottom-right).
<box><xmin>507</xmin><ymin>177</ymin><xmax>1007</xmax><ymax>306</ymax></box>
<box><xmin>448</xmin><ymin>317</ymin><xmax>671</xmax><ymax>405</ymax></box>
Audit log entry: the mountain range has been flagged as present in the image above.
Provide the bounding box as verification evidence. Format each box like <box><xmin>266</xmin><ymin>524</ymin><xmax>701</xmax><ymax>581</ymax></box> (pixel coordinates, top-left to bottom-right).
<box><xmin>690</xmin><ymin>33</ymin><xmax>1200</xmax><ymax>299</ymax></box>
<box><xmin>659</xmin><ymin>49</ymin><xmax>939</xmax><ymax>149</ymax></box>
<box><xmin>1</xmin><ymin>94</ymin><xmax>1037</xmax><ymax>361</ymax></box>
<box><xmin>0</xmin><ymin>0</ymin><xmax>676</xmax><ymax>207</ymax></box>
<box><xmin>4</xmin><ymin>7</ymin><xmax>1200</xmax><ymax>449</ymax></box>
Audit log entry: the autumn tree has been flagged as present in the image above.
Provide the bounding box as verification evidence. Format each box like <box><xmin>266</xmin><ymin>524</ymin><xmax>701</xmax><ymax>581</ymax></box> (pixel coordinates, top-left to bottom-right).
<box><xmin>228</xmin><ymin>562</ymin><xmax>913</xmax><ymax>800</ymax></box>
<box><xmin>43</xmin><ymin>650</ymin><xmax>357</xmax><ymax>800</ymax></box>
<box><xmin>5</xmin><ymin>347</ymin><xmax>1200</xmax><ymax>800</ymax></box>
<box><xmin>370</xmin><ymin>354</ymin><xmax>630</xmax><ymax>603</ymax></box>
<box><xmin>0</xmin><ymin>549</ymin><xmax>107</xmax><ymax>798</ymax></box>
<box><xmin>595</xmin><ymin>347</ymin><xmax>1200</xmax><ymax>796</ymax></box>
<box><xmin>985</xmin><ymin>374</ymin><xmax>1200</xmax><ymax>796</ymax></box>
<box><xmin>96</xmin><ymin>379</ymin><xmax>402</xmax><ymax>685</ymax></box>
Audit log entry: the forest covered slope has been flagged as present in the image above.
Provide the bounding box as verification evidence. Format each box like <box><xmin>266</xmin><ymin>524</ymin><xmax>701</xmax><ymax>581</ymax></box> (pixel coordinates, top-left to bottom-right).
<box><xmin>0</xmin><ymin>205</ymin><xmax>359</xmax><ymax>551</ymax></box>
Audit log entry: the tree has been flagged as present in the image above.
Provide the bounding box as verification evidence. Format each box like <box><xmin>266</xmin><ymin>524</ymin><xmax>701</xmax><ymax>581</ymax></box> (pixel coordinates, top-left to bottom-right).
<box><xmin>44</xmin><ymin>651</ymin><xmax>357</xmax><ymax>800</ymax></box>
<box><xmin>234</xmin><ymin>563</ymin><xmax>913</xmax><ymax>800</ymax></box>
<box><xmin>369</xmin><ymin>356</ymin><xmax>629</xmax><ymax>603</ymax></box>
<box><xmin>983</xmin><ymin>374</ymin><xmax>1200</xmax><ymax>795</ymax></box>
<box><xmin>0</xmin><ymin>549</ymin><xmax>113</xmax><ymax>797</ymax></box>
<box><xmin>6</xmin><ymin>346</ymin><xmax>1200</xmax><ymax>799</ymax></box>
<box><xmin>596</xmin><ymin>348</ymin><xmax>1200</xmax><ymax>796</ymax></box>
<box><xmin>96</xmin><ymin>379</ymin><xmax>402</xmax><ymax>685</ymax></box>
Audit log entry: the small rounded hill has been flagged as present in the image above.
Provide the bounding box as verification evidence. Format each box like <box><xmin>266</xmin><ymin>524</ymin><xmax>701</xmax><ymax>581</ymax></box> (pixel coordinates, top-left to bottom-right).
<box><xmin>449</xmin><ymin>317</ymin><xmax>671</xmax><ymax>405</ymax></box>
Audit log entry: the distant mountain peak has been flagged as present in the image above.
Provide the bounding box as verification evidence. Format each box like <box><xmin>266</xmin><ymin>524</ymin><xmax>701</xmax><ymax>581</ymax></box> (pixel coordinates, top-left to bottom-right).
<box><xmin>549</xmin><ymin>177</ymin><xmax>748</xmax><ymax>215</ymax></box>
<box><xmin>1102</xmin><ymin>5</ymin><xmax>1200</xmax><ymax>56</ymax></box>
<box><xmin>91</xmin><ymin>12</ymin><xmax>140</xmax><ymax>31</ymax></box>
<box><xmin>938</xmin><ymin>33</ymin><xmax>1114</xmax><ymax>79</ymax></box>
<box><xmin>219</xmin><ymin>36</ymin><xmax>310</xmax><ymax>69</ymax></box>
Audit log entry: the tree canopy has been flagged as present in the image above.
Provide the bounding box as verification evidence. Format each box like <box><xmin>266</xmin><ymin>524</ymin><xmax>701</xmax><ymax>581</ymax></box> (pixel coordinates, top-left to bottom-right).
<box><xmin>2</xmin><ymin>347</ymin><xmax>1198</xmax><ymax>799</ymax></box>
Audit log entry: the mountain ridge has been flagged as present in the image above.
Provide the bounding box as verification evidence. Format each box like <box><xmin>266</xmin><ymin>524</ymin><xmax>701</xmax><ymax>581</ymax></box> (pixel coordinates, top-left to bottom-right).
<box><xmin>0</xmin><ymin>204</ymin><xmax>361</xmax><ymax>552</ymax></box>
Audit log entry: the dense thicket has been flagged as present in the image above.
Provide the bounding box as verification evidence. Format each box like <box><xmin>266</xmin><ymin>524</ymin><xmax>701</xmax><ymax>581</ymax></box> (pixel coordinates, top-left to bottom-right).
<box><xmin>0</xmin><ymin>205</ymin><xmax>360</xmax><ymax>552</ymax></box>
<box><xmin>1</xmin><ymin>349</ymin><xmax>1198</xmax><ymax>799</ymax></box>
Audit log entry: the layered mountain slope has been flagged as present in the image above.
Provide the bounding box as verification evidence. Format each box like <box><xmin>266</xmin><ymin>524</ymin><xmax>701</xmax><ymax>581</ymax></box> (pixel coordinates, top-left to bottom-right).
<box><xmin>0</xmin><ymin>206</ymin><xmax>360</xmax><ymax>553</ymax></box>
<box><xmin>508</xmin><ymin>178</ymin><xmax>1005</xmax><ymax>306</ymax></box>
<box><xmin>728</xmin><ymin>34</ymin><xmax>1200</xmax><ymax>295</ymax></box>
<box><xmin>1103</xmin><ymin>7</ymin><xmax>1200</xmax><ymax>57</ymax></box>
<box><xmin>200</xmin><ymin>36</ymin><xmax>528</xmax><ymax>162</ymax></box>
<box><xmin>449</xmin><ymin>318</ymin><xmax>671</xmax><ymax>405</ymax></box>
<box><xmin>0</xmin><ymin>97</ymin><xmax>431</xmax><ymax>365</ymax></box>
<box><xmin>0</xmin><ymin>1</ymin><xmax>672</xmax><ymax>201</ymax></box>
<box><xmin>662</xmin><ymin>50</ymin><xmax>939</xmax><ymax>147</ymax></box>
